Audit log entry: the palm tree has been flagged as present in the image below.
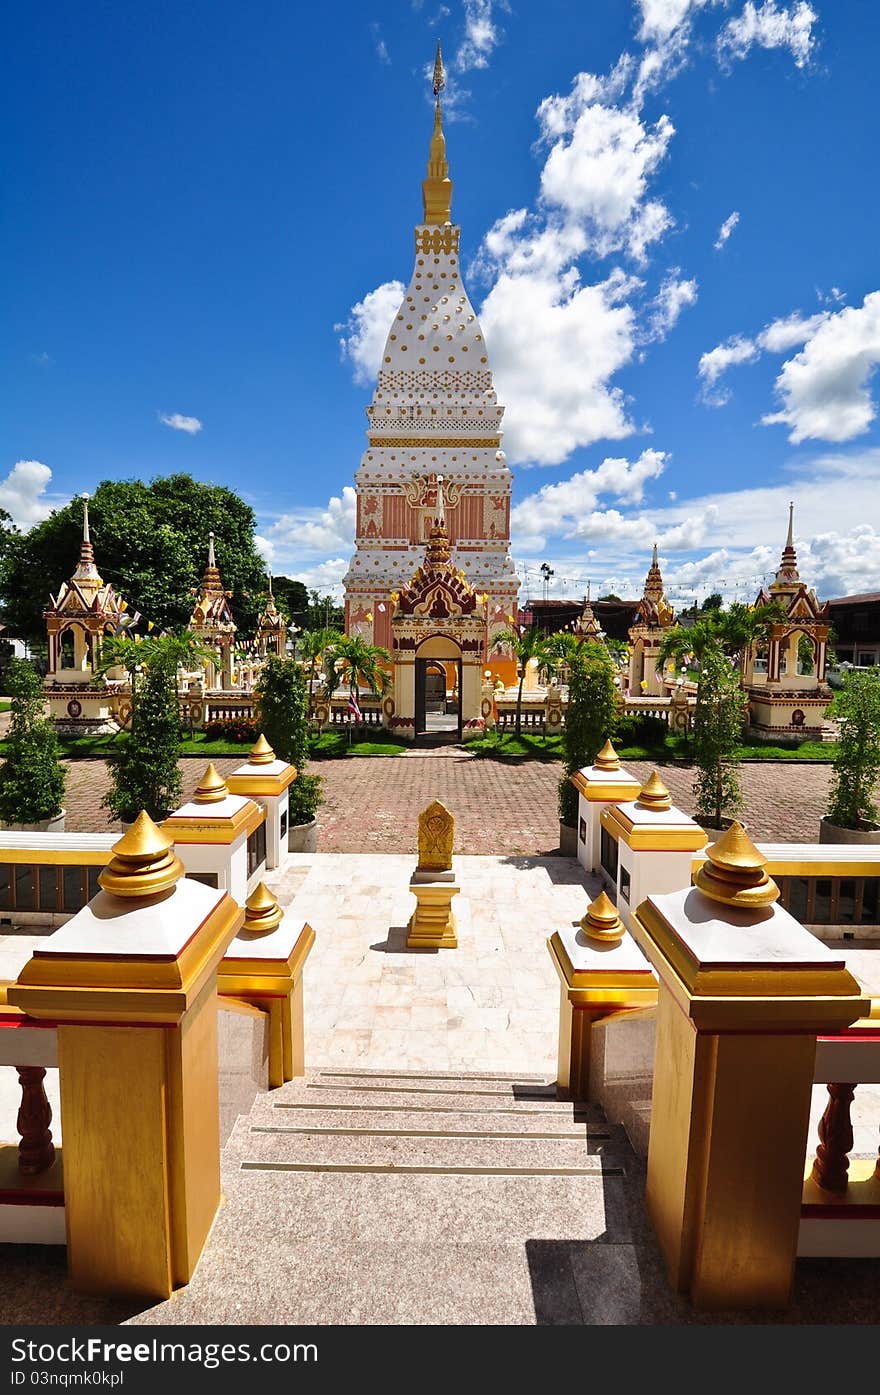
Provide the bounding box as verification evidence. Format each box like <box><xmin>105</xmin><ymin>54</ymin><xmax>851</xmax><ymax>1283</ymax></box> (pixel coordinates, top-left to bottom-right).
<box><xmin>298</xmin><ymin>627</ymin><xmax>342</xmax><ymax>717</ymax></box>
<box><xmin>491</xmin><ymin>625</ymin><xmax>552</xmax><ymax>737</ymax></box>
<box><xmin>323</xmin><ymin>633</ymin><xmax>392</xmax><ymax>707</ymax></box>
<box><xmin>658</xmin><ymin>601</ymin><xmax>786</xmax><ymax>679</ymax></box>
<box><xmin>542</xmin><ymin>630</ymin><xmax>580</xmax><ymax>683</ymax></box>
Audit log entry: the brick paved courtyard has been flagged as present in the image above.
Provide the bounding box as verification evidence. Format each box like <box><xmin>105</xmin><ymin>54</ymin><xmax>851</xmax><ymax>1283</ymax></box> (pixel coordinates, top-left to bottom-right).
<box><xmin>60</xmin><ymin>748</ymin><xmax>833</xmax><ymax>850</ymax></box>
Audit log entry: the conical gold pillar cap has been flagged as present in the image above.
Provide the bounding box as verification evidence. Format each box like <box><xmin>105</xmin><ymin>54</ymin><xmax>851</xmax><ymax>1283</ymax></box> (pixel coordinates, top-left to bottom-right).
<box><xmin>193</xmin><ymin>762</ymin><xmax>229</xmax><ymax>804</ymax></box>
<box><xmin>593</xmin><ymin>739</ymin><xmax>620</xmax><ymax>772</ymax></box>
<box><xmin>250</xmin><ymin>733</ymin><xmax>275</xmax><ymax>765</ymax></box>
<box><xmin>243</xmin><ymin>881</ymin><xmax>284</xmax><ymax>935</ymax></box>
<box><xmin>636</xmin><ymin>770</ymin><xmax>672</xmax><ymax>811</ymax></box>
<box><xmin>99</xmin><ymin>811</ymin><xmax>185</xmax><ymax>899</ymax></box>
<box><xmin>694</xmin><ymin>820</ymin><xmax>779</xmax><ymax>909</ymax></box>
<box><xmin>580</xmin><ymin>889</ymin><xmax>624</xmax><ymax>944</ymax></box>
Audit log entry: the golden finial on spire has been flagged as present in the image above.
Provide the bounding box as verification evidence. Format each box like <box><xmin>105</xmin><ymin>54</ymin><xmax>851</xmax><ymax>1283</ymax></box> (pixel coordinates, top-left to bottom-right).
<box><xmin>593</xmin><ymin>739</ymin><xmax>620</xmax><ymax>772</ymax></box>
<box><xmin>636</xmin><ymin>770</ymin><xmax>672</xmax><ymax>811</ymax></box>
<box><xmin>193</xmin><ymin>762</ymin><xmax>230</xmax><ymax>804</ymax></box>
<box><xmin>580</xmin><ymin>889</ymin><xmax>624</xmax><ymax>944</ymax></box>
<box><xmin>98</xmin><ymin>811</ymin><xmax>185</xmax><ymax>899</ymax></box>
<box><xmin>249</xmin><ymin>733</ymin><xmax>275</xmax><ymax>765</ymax></box>
<box><xmin>242</xmin><ymin>881</ymin><xmax>284</xmax><ymax>935</ymax></box>
<box><xmin>422</xmin><ymin>42</ymin><xmax>453</xmax><ymax>225</ymax></box>
<box><xmin>694</xmin><ymin>820</ymin><xmax>780</xmax><ymax>909</ymax></box>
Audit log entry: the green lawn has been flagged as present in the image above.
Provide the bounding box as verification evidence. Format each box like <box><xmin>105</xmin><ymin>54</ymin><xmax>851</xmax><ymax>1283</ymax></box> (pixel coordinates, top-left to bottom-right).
<box><xmin>466</xmin><ymin>730</ymin><xmax>836</xmax><ymax>763</ymax></box>
<box><xmin>309</xmin><ymin>731</ymin><xmax>409</xmax><ymax>758</ymax></box>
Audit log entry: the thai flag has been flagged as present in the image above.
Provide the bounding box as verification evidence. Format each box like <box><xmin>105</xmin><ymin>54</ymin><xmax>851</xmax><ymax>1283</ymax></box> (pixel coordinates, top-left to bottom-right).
<box><xmin>348</xmin><ymin>690</ymin><xmax>361</xmax><ymax>721</ymax></box>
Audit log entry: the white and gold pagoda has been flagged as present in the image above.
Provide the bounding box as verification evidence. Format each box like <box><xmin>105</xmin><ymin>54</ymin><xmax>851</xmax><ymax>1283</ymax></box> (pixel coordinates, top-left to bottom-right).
<box><xmin>43</xmin><ymin>495</ymin><xmax>129</xmax><ymax>732</ymax></box>
<box><xmin>342</xmin><ymin>43</ymin><xmax>519</xmax><ymax>693</ymax></box>
<box><xmin>742</xmin><ymin>504</ymin><xmax>832</xmax><ymax>739</ymax></box>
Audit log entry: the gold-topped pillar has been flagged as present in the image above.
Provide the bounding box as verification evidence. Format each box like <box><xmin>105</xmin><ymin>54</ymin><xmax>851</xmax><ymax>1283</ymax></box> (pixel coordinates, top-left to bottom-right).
<box><xmin>8</xmin><ymin>814</ymin><xmax>244</xmax><ymax>1298</ymax></box>
<box><xmin>548</xmin><ymin>890</ymin><xmax>657</xmax><ymax>1098</ymax></box>
<box><xmin>630</xmin><ymin>822</ymin><xmax>869</xmax><ymax>1309</ymax></box>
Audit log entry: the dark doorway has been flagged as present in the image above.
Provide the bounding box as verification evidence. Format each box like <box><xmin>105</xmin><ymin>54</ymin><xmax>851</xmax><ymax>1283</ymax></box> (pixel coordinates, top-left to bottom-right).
<box><xmin>415</xmin><ymin>656</ymin><xmax>462</xmax><ymax>739</ymax></box>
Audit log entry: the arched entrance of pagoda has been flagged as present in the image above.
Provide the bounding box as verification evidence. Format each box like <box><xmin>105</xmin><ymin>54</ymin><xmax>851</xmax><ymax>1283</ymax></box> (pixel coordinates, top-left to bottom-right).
<box><xmin>415</xmin><ymin>635</ymin><xmax>462</xmax><ymax>740</ymax></box>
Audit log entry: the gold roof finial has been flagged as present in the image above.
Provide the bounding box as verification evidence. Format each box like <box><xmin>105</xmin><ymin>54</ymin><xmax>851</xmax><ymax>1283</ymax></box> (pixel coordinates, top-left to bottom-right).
<box><xmin>250</xmin><ymin>732</ymin><xmax>275</xmax><ymax>765</ymax></box>
<box><xmin>432</xmin><ymin>38</ymin><xmax>445</xmax><ymax>95</ymax></box>
<box><xmin>193</xmin><ymin>762</ymin><xmax>230</xmax><ymax>804</ymax></box>
<box><xmin>593</xmin><ymin>739</ymin><xmax>620</xmax><ymax>772</ymax></box>
<box><xmin>636</xmin><ymin>770</ymin><xmax>672</xmax><ymax>811</ymax></box>
<box><xmin>422</xmin><ymin>42</ymin><xmax>453</xmax><ymax>225</ymax></box>
<box><xmin>580</xmin><ymin>889</ymin><xmax>624</xmax><ymax>944</ymax></box>
<box><xmin>242</xmin><ymin>881</ymin><xmax>284</xmax><ymax>935</ymax></box>
<box><xmin>98</xmin><ymin>811</ymin><xmax>184</xmax><ymax>899</ymax></box>
<box><xmin>694</xmin><ymin>820</ymin><xmax>780</xmax><ymax>909</ymax></box>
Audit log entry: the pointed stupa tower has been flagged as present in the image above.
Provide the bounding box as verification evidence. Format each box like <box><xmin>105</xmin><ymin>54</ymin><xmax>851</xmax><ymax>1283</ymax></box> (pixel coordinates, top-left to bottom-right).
<box><xmin>342</xmin><ymin>41</ymin><xmax>518</xmax><ymax>662</ymax></box>
<box><xmin>256</xmin><ymin>574</ymin><xmax>285</xmax><ymax>659</ymax></box>
<box><xmin>744</xmin><ymin>502</ymin><xmax>832</xmax><ymax>740</ymax></box>
<box><xmin>189</xmin><ymin>532</ymin><xmax>237</xmax><ymax>689</ymax></box>
<box><xmin>44</xmin><ymin>493</ymin><xmax>129</xmax><ymax>731</ymax></box>
<box><xmin>574</xmin><ymin>583</ymin><xmax>605</xmax><ymax>643</ymax></box>
<box><xmin>628</xmin><ymin>543</ymin><xmax>675</xmax><ymax>696</ymax></box>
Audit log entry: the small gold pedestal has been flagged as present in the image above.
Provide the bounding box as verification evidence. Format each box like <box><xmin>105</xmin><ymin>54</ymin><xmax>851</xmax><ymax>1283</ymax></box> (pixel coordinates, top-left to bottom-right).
<box><xmin>407</xmin><ymin>870</ymin><xmax>459</xmax><ymax>949</ymax></box>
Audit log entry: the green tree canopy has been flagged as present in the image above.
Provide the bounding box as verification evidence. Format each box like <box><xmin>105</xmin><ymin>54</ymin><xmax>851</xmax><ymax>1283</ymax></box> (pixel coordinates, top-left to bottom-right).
<box><xmin>270</xmin><ymin>577</ymin><xmax>309</xmax><ymax>626</ymax></box>
<box><xmin>2</xmin><ymin>474</ymin><xmax>269</xmax><ymax>645</ymax></box>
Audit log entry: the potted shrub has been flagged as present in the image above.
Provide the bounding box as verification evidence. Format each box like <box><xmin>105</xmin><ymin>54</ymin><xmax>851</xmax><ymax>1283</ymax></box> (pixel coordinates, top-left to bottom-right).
<box><xmin>820</xmin><ymin>668</ymin><xmax>880</xmax><ymax>844</ymax></box>
<box><xmin>559</xmin><ymin>641</ymin><xmax>617</xmax><ymax>855</ymax></box>
<box><xmin>101</xmin><ymin>637</ymin><xmax>186</xmax><ymax>825</ymax></box>
<box><xmin>255</xmin><ymin>656</ymin><xmax>324</xmax><ymax>851</ymax></box>
<box><xmin>0</xmin><ymin>658</ymin><xmax>66</xmax><ymax>831</ymax></box>
<box><xmin>690</xmin><ymin>651</ymin><xmax>747</xmax><ymax>837</ymax></box>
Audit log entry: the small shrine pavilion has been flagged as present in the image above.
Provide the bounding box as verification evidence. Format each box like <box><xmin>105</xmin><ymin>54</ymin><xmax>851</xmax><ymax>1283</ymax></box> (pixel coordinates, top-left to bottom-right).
<box><xmin>189</xmin><ymin>532</ymin><xmax>237</xmax><ymax>690</ymax></box>
<box><xmin>742</xmin><ymin>504</ymin><xmax>832</xmax><ymax>739</ymax></box>
<box><xmin>43</xmin><ymin>495</ymin><xmax>128</xmax><ymax>731</ymax></box>
<box><xmin>628</xmin><ymin>545</ymin><xmax>675</xmax><ymax>696</ymax></box>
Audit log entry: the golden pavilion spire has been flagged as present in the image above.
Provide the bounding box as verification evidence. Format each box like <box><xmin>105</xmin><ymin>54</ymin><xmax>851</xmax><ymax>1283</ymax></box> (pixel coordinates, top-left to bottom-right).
<box><xmin>72</xmin><ymin>492</ymin><xmax>103</xmax><ymax>591</ymax></box>
<box><xmin>773</xmin><ymin>501</ymin><xmax>800</xmax><ymax>586</ymax></box>
<box><xmin>422</xmin><ymin>41</ymin><xmax>453</xmax><ymax>226</ymax></box>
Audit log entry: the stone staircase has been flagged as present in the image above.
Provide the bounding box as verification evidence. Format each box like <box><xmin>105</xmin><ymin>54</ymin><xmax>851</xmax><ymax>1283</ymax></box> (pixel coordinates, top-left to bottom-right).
<box><xmin>135</xmin><ymin>1068</ymin><xmax>647</xmax><ymax>1325</ymax></box>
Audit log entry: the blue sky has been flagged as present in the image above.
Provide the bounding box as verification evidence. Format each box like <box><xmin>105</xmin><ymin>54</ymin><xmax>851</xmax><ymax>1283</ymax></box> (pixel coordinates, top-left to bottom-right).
<box><xmin>3</xmin><ymin>0</ymin><xmax>879</xmax><ymax>606</ymax></box>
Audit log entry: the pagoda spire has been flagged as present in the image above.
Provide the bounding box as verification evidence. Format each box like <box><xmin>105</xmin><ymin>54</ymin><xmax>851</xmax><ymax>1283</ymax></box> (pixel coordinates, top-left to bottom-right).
<box><xmin>202</xmin><ymin>531</ymin><xmax>224</xmax><ymax>592</ymax></box>
<box><xmin>422</xmin><ymin>42</ymin><xmax>453</xmax><ymax>225</ymax></box>
<box><xmin>773</xmin><ymin>501</ymin><xmax>800</xmax><ymax>586</ymax></box>
<box><xmin>642</xmin><ymin>542</ymin><xmax>664</xmax><ymax>603</ymax></box>
<box><xmin>72</xmin><ymin>492</ymin><xmax>102</xmax><ymax>591</ymax></box>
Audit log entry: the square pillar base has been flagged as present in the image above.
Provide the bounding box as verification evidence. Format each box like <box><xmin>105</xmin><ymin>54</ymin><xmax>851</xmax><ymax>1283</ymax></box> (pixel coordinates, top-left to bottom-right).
<box><xmin>407</xmin><ymin>871</ymin><xmax>459</xmax><ymax>949</ymax></box>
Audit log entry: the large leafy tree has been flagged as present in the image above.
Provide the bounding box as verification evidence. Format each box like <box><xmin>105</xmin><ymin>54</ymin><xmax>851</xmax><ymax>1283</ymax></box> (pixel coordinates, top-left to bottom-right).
<box><xmin>270</xmin><ymin>577</ymin><xmax>309</xmax><ymax>626</ymax></box>
<box><xmin>3</xmin><ymin>474</ymin><xmax>268</xmax><ymax>646</ymax></box>
<box><xmin>826</xmin><ymin>669</ymin><xmax>880</xmax><ymax>831</ymax></box>
<box><xmin>491</xmin><ymin>625</ymin><xmax>552</xmax><ymax>737</ymax></box>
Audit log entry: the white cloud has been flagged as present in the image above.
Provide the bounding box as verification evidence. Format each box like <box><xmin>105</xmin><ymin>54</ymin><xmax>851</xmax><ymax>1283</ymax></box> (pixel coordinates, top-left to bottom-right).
<box><xmin>717</xmin><ymin>1</ymin><xmax>818</xmax><ymax>70</ymax></box>
<box><xmin>455</xmin><ymin>0</ymin><xmax>504</xmax><ymax>73</ymax></box>
<box><xmin>763</xmin><ymin>293</ymin><xmax>880</xmax><ymax>443</ymax></box>
<box><xmin>714</xmin><ymin>210</ymin><xmax>740</xmax><ymax>250</ymax></box>
<box><xmin>0</xmin><ymin>460</ymin><xmax>54</xmax><ymax>529</ymax></box>
<box><xmin>483</xmin><ymin>268</ymin><xmax>640</xmax><ymax>465</ymax></box>
<box><xmin>698</xmin><ymin>334</ymin><xmax>760</xmax><ymax>403</ymax></box>
<box><xmin>700</xmin><ymin>294</ymin><xmax>880</xmax><ymax>441</ymax></box>
<box><xmin>510</xmin><ymin>449</ymin><xmax>667</xmax><ymax>548</ymax></box>
<box><xmin>336</xmin><ymin>281</ymin><xmax>405</xmax><ymax>387</ymax></box>
<box><xmin>268</xmin><ymin>487</ymin><xmax>358</xmax><ymax>560</ymax></box>
<box><xmin>288</xmin><ymin>558</ymin><xmax>349</xmax><ymax>601</ymax></box>
<box><xmin>160</xmin><ymin>412</ymin><xmax>202</xmax><ymax>435</ymax></box>
<box><xmin>537</xmin><ymin>101</ymin><xmax>675</xmax><ymax>265</ymax></box>
<box><xmin>370</xmin><ymin>22</ymin><xmax>391</xmax><ymax>65</ymax></box>
<box><xmin>648</xmin><ymin>268</ymin><xmax>698</xmax><ymax>338</ymax></box>
<box><xmin>254</xmin><ymin>534</ymin><xmax>276</xmax><ymax>566</ymax></box>
<box><xmin>636</xmin><ymin>0</ymin><xmax>709</xmax><ymax>43</ymax></box>
<box><xmin>511</xmin><ymin>448</ymin><xmax>880</xmax><ymax>603</ymax></box>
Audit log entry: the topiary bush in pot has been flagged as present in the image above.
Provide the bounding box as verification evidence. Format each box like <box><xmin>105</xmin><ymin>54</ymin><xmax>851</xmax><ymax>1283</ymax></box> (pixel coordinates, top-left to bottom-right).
<box><xmin>0</xmin><ymin>658</ymin><xmax>66</xmax><ymax>828</ymax></box>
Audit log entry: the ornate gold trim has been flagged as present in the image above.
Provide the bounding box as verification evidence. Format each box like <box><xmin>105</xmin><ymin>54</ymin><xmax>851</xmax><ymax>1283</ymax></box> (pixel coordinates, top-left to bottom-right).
<box><xmin>367</xmin><ymin>437</ymin><xmax>501</xmax><ymax>449</ymax></box>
